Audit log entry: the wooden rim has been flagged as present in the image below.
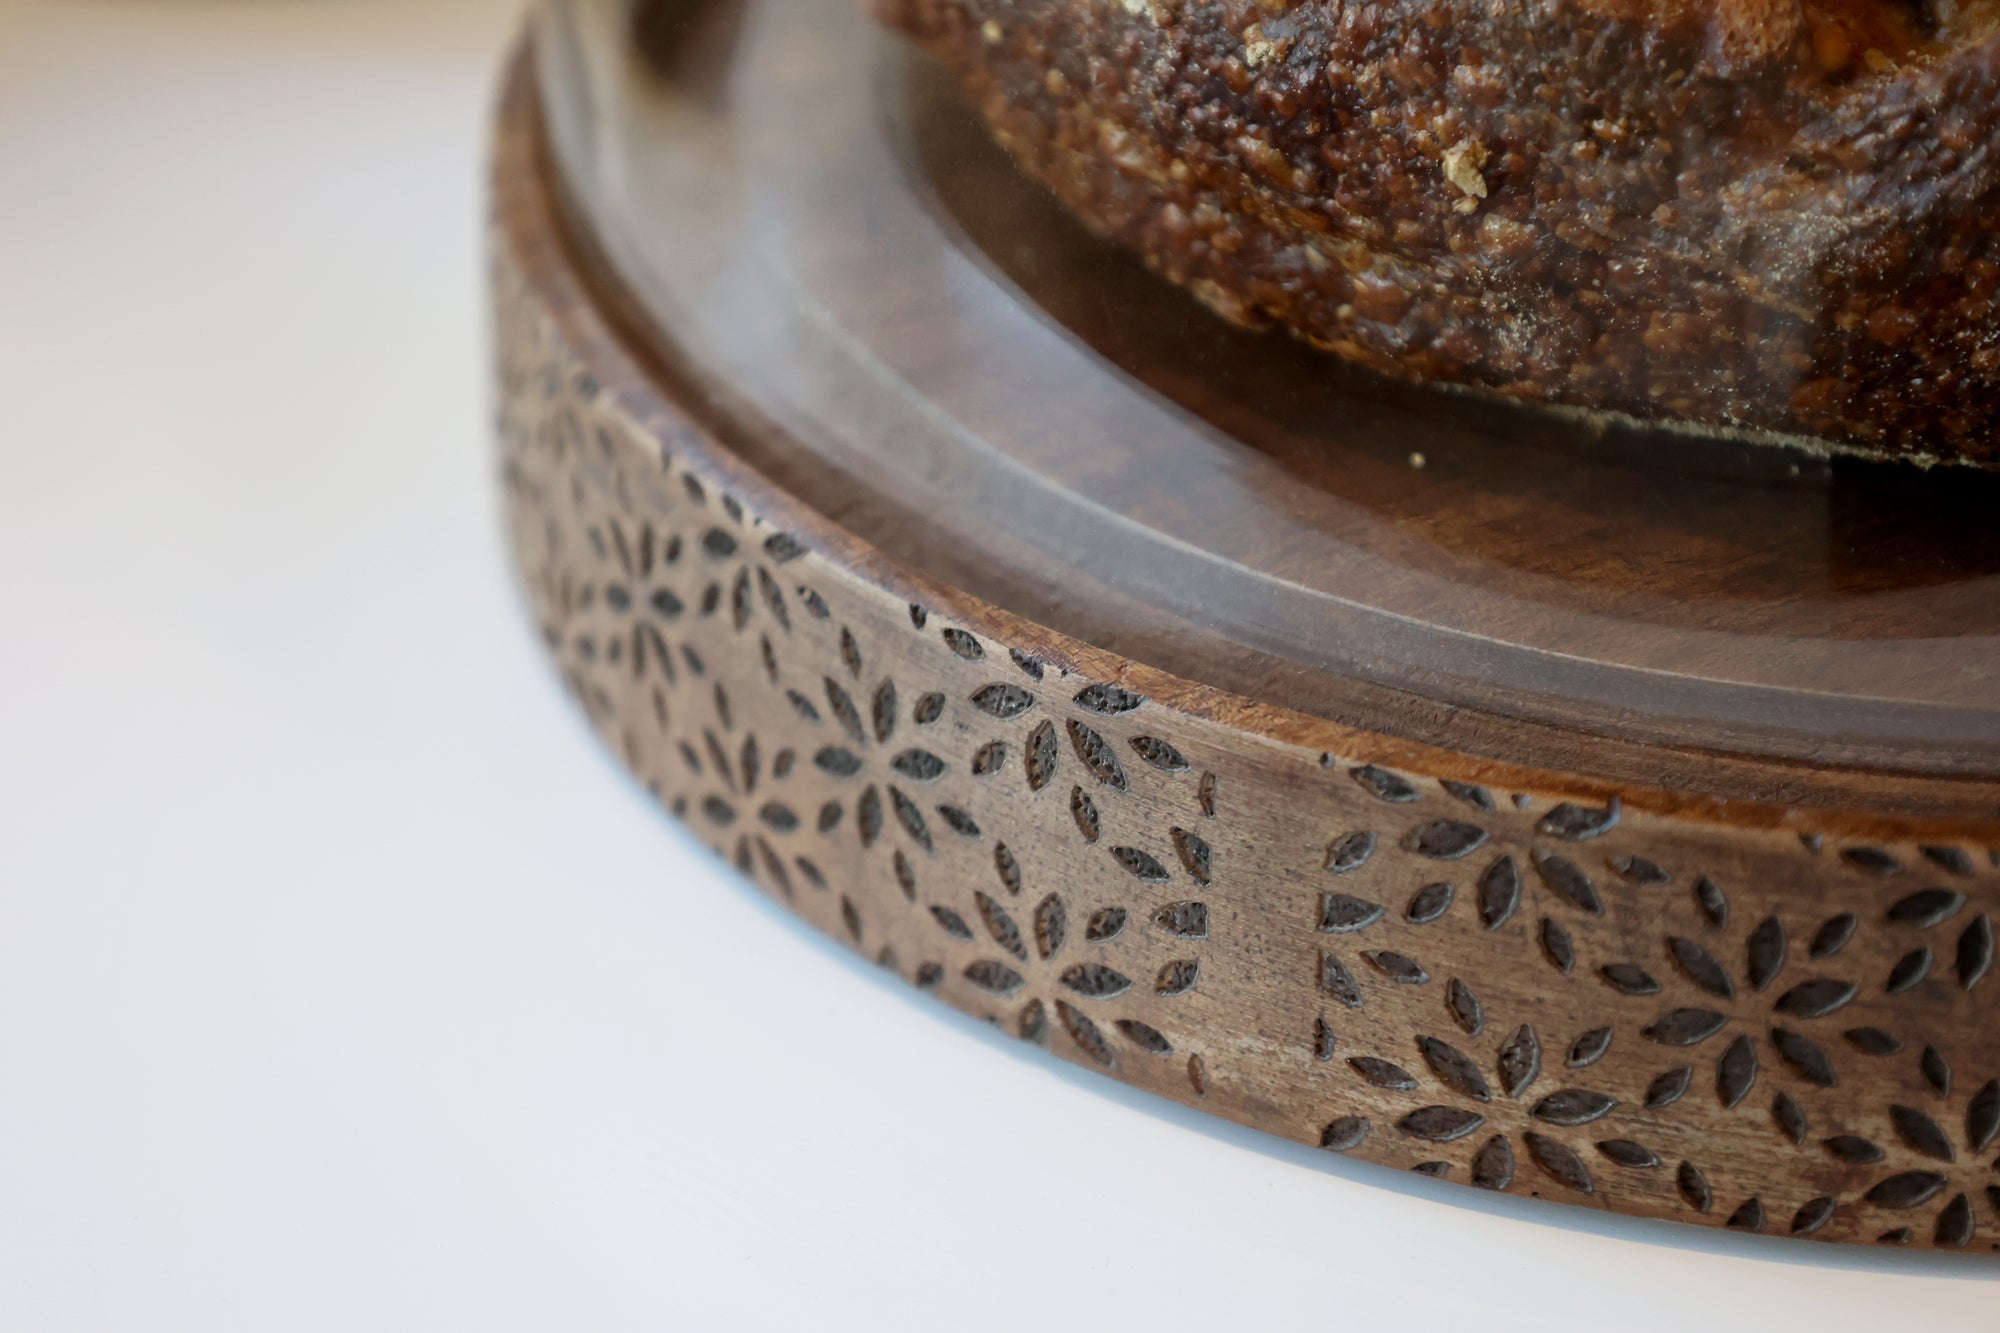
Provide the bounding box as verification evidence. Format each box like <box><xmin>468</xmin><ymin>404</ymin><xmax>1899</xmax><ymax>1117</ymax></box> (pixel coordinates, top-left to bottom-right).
<box><xmin>495</xmin><ymin>41</ymin><xmax>2000</xmax><ymax>1251</ymax></box>
<box><xmin>526</xmin><ymin>6</ymin><xmax>2000</xmax><ymax>834</ymax></box>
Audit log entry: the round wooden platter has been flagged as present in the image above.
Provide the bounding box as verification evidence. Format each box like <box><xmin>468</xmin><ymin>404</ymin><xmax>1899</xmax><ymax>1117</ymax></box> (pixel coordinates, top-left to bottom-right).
<box><xmin>497</xmin><ymin>0</ymin><xmax>2000</xmax><ymax>1251</ymax></box>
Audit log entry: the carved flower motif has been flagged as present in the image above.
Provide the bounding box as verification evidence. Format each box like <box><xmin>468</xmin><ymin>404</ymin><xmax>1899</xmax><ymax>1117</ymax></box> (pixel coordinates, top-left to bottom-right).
<box><xmin>1801</xmin><ymin>1051</ymin><xmax>2000</xmax><ymax>1247</ymax></box>
<box><xmin>897</xmin><ymin>613</ymin><xmax>1214</xmax><ymax>1078</ymax></box>
<box><xmin>1314</xmin><ymin>975</ymin><xmax>1633</xmax><ymax>1200</ymax></box>
<box><xmin>1309</xmin><ymin>760</ymin><xmax>2000</xmax><ymax>1243</ymax></box>
<box><xmin>552</xmin><ymin>499</ymin><xmax>804</xmax><ymax>724</ymax></box>
<box><xmin>769</xmin><ymin>643</ymin><xmax>959</xmax><ymax>893</ymax></box>
<box><xmin>506</xmin><ymin>310</ymin><xmax>2000</xmax><ymax>1249</ymax></box>
<box><xmin>716</xmin><ymin>594</ymin><xmax>1012</xmax><ymax>912</ymax></box>
<box><xmin>552</xmin><ymin>514</ymin><xmax>687</xmax><ymax>689</ymax></box>
<box><xmin>1314</xmin><ymin>778</ymin><xmax>1639</xmax><ymax>1197</ymax></box>
<box><xmin>927</xmin><ymin>877</ymin><xmax>1199</xmax><ymax>1068</ymax></box>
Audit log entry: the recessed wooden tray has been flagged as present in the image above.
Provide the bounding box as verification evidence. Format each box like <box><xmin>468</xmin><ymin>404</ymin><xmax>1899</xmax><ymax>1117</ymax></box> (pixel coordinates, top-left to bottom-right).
<box><xmin>496</xmin><ymin>0</ymin><xmax>2000</xmax><ymax>1251</ymax></box>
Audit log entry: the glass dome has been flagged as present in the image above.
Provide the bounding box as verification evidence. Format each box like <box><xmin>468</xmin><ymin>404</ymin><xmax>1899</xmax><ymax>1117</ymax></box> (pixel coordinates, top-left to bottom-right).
<box><xmin>529</xmin><ymin>0</ymin><xmax>2000</xmax><ymax>791</ymax></box>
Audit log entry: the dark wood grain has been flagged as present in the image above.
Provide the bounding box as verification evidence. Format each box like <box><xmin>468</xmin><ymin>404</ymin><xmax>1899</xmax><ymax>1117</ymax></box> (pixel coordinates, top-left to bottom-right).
<box><xmin>498</xmin><ymin>14</ymin><xmax>2000</xmax><ymax>1251</ymax></box>
<box><xmin>533</xmin><ymin>0</ymin><xmax>2000</xmax><ymax>820</ymax></box>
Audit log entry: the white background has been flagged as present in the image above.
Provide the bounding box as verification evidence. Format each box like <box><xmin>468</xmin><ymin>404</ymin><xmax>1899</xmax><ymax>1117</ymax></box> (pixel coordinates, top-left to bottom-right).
<box><xmin>1</xmin><ymin>1</ymin><xmax>1995</xmax><ymax>1328</ymax></box>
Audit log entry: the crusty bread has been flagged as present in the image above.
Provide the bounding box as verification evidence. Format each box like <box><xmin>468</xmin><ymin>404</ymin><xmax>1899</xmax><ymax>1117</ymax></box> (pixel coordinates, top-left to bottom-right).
<box><xmin>881</xmin><ymin>0</ymin><xmax>2000</xmax><ymax>465</ymax></box>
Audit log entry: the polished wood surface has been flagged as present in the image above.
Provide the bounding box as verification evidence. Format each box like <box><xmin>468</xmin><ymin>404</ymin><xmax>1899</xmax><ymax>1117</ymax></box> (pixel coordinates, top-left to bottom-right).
<box><xmin>498</xmin><ymin>9</ymin><xmax>2000</xmax><ymax>1251</ymax></box>
<box><xmin>529</xmin><ymin>0</ymin><xmax>2000</xmax><ymax>821</ymax></box>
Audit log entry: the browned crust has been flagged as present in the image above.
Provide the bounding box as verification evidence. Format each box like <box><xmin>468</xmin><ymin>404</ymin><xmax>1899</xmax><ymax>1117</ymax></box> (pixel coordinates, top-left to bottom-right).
<box><xmin>881</xmin><ymin>0</ymin><xmax>2000</xmax><ymax>466</ymax></box>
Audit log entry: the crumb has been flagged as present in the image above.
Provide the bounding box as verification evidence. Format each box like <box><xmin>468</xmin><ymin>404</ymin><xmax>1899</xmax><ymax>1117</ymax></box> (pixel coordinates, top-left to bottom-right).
<box><xmin>1408</xmin><ymin>451</ymin><xmax>1427</xmax><ymax>469</ymax></box>
<box><xmin>982</xmin><ymin>19</ymin><xmax>1002</xmax><ymax>43</ymax></box>
<box><xmin>1441</xmin><ymin>139</ymin><xmax>1489</xmax><ymax>203</ymax></box>
<box><xmin>1243</xmin><ymin>24</ymin><xmax>1277</xmax><ymax>67</ymax></box>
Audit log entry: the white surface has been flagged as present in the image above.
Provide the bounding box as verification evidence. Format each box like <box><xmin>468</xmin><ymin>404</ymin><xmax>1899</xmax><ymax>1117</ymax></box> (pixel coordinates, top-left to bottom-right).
<box><xmin>0</xmin><ymin>2</ymin><xmax>1994</xmax><ymax>1328</ymax></box>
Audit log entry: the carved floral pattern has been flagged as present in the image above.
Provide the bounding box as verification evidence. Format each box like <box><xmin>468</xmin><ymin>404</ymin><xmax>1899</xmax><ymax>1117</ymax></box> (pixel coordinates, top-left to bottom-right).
<box><xmin>496</xmin><ymin>204</ymin><xmax>2000</xmax><ymax>1251</ymax></box>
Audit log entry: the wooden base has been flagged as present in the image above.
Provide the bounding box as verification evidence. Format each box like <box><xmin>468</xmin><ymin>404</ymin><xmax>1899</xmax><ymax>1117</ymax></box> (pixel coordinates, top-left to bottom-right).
<box><xmin>496</xmin><ymin>17</ymin><xmax>2000</xmax><ymax>1251</ymax></box>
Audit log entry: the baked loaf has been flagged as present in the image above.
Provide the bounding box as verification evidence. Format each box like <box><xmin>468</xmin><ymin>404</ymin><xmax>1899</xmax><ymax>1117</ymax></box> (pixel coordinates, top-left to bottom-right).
<box><xmin>881</xmin><ymin>0</ymin><xmax>2000</xmax><ymax>466</ymax></box>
